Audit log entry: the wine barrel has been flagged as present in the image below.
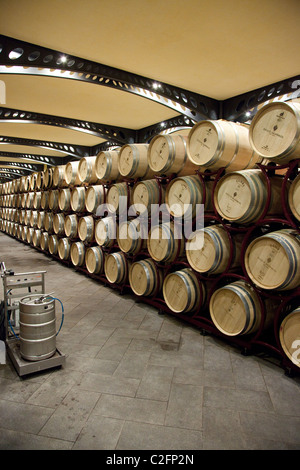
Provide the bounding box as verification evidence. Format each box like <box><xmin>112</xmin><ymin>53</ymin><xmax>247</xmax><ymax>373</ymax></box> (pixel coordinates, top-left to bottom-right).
<box><xmin>129</xmin><ymin>258</ymin><xmax>163</xmax><ymax>297</ymax></box>
<box><xmin>70</xmin><ymin>241</ymin><xmax>85</xmax><ymax>267</ymax></box>
<box><xmin>104</xmin><ymin>251</ymin><xmax>130</xmax><ymax>284</ymax></box>
<box><xmin>95</xmin><ymin>149</ymin><xmax>121</xmax><ymax>182</ymax></box>
<box><xmin>48</xmin><ymin>235</ymin><xmax>58</xmax><ymax>255</ymax></box>
<box><xmin>33</xmin><ymin>191</ymin><xmax>41</xmax><ymax>210</ymax></box>
<box><xmin>85</xmin><ymin>185</ymin><xmax>105</xmax><ymax>214</ymax></box>
<box><xmin>37</xmin><ymin>211</ymin><xmax>45</xmax><ymax>230</ymax></box>
<box><xmin>58</xmin><ymin>188</ymin><xmax>71</xmax><ymax>212</ymax></box>
<box><xmin>166</xmin><ymin>175</ymin><xmax>213</xmax><ymax>219</ymax></box>
<box><xmin>40</xmin><ymin>231</ymin><xmax>49</xmax><ymax>251</ymax></box>
<box><xmin>214</xmin><ymin>170</ymin><xmax>283</xmax><ymax>224</ymax></box>
<box><xmin>71</xmin><ymin>186</ymin><xmax>86</xmax><ymax>213</ymax></box>
<box><xmin>21</xmin><ymin>226</ymin><xmax>28</xmax><ymax>241</ymax></box>
<box><xmin>106</xmin><ymin>182</ymin><xmax>132</xmax><ymax>214</ymax></box>
<box><xmin>64</xmin><ymin>214</ymin><xmax>78</xmax><ymax>238</ymax></box>
<box><xmin>26</xmin><ymin>227</ymin><xmax>34</xmax><ymax>244</ymax></box>
<box><xmin>25</xmin><ymin>210</ymin><xmax>32</xmax><ymax>226</ymax></box>
<box><xmin>244</xmin><ymin>229</ymin><xmax>300</xmax><ymax>290</ymax></box>
<box><xmin>53</xmin><ymin>165</ymin><xmax>67</xmax><ymax>188</ymax></box>
<box><xmin>94</xmin><ymin>216</ymin><xmax>117</xmax><ymax>248</ymax></box>
<box><xmin>118</xmin><ymin>143</ymin><xmax>154</xmax><ymax>180</ymax></box>
<box><xmin>58</xmin><ymin>237</ymin><xmax>71</xmax><ymax>260</ymax></box>
<box><xmin>147</xmin><ymin>222</ymin><xmax>184</xmax><ymax>263</ymax></box>
<box><xmin>32</xmin><ymin>229</ymin><xmax>42</xmax><ymax>247</ymax></box>
<box><xmin>209</xmin><ymin>280</ymin><xmax>264</xmax><ymax>336</ymax></box>
<box><xmin>30</xmin><ymin>172</ymin><xmax>38</xmax><ymax>191</ymax></box>
<box><xmin>249</xmin><ymin>101</ymin><xmax>300</xmax><ymax>164</ymax></box>
<box><xmin>131</xmin><ymin>179</ymin><xmax>164</xmax><ymax>216</ymax></box>
<box><xmin>44</xmin><ymin>212</ymin><xmax>54</xmax><ymax>233</ymax></box>
<box><xmin>64</xmin><ymin>161</ymin><xmax>81</xmax><ymax>186</ymax></box>
<box><xmin>53</xmin><ymin>213</ymin><xmax>65</xmax><ymax>236</ymax></box>
<box><xmin>26</xmin><ymin>192</ymin><xmax>34</xmax><ymax>209</ymax></box>
<box><xmin>41</xmin><ymin>191</ymin><xmax>49</xmax><ymax>210</ymax></box>
<box><xmin>187</xmin><ymin>120</ymin><xmax>260</xmax><ymax>171</ymax></box>
<box><xmin>186</xmin><ymin>224</ymin><xmax>243</xmax><ymax>274</ymax></box>
<box><xmin>163</xmin><ymin>268</ymin><xmax>205</xmax><ymax>313</ymax></box>
<box><xmin>78</xmin><ymin>156</ymin><xmax>98</xmax><ymax>184</ymax></box>
<box><xmin>279</xmin><ymin>306</ymin><xmax>300</xmax><ymax>368</ymax></box>
<box><xmin>148</xmin><ymin>134</ymin><xmax>197</xmax><ymax>177</ymax></box>
<box><xmin>78</xmin><ymin>215</ymin><xmax>94</xmax><ymax>243</ymax></box>
<box><xmin>29</xmin><ymin>210</ymin><xmax>38</xmax><ymax>228</ymax></box>
<box><xmin>288</xmin><ymin>172</ymin><xmax>300</xmax><ymax>222</ymax></box>
<box><xmin>24</xmin><ymin>175</ymin><xmax>31</xmax><ymax>192</ymax></box>
<box><xmin>36</xmin><ymin>171</ymin><xmax>44</xmax><ymax>190</ymax></box>
<box><xmin>117</xmin><ymin>219</ymin><xmax>147</xmax><ymax>255</ymax></box>
<box><xmin>43</xmin><ymin>167</ymin><xmax>54</xmax><ymax>189</ymax></box>
<box><xmin>85</xmin><ymin>246</ymin><xmax>105</xmax><ymax>274</ymax></box>
<box><xmin>49</xmin><ymin>190</ymin><xmax>59</xmax><ymax>211</ymax></box>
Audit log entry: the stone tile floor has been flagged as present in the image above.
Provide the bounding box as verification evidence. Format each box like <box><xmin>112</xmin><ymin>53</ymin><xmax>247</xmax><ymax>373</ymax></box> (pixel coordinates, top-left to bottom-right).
<box><xmin>0</xmin><ymin>232</ymin><xmax>300</xmax><ymax>450</ymax></box>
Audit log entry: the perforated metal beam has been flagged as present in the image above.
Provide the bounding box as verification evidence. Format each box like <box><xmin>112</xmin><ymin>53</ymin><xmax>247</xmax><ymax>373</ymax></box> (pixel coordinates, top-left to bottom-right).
<box><xmin>0</xmin><ymin>153</ymin><xmax>45</xmax><ymax>170</ymax></box>
<box><xmin>0</xmin><ymin>35</ymin><xmax>219</xmax><ymax>122</ymax></box>
<box><xmin>0</xmin><ymin>135</ymin><xmax>89</xmax><ymax>159</ymax></box>
<box><xmin>0</xmin><ymin>106</ymin><xmax>135</xmax><ymax>145</ymax></box>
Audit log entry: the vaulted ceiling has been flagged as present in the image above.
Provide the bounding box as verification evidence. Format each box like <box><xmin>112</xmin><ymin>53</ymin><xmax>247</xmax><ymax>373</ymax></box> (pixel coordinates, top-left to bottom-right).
<box><xmin>0</xmin><ymin>0</ymin><xmax>299</xmax><ymax>181</ymax></box>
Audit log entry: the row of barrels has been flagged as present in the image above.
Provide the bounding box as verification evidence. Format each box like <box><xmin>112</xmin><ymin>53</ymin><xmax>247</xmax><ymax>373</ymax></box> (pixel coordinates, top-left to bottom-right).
<box><xmin>2</xmin><ymin>98</ymin><xmax>300</xmax><ymax>196</ymax></box>
<box><xmin>1</xmin><ymin>200</ymin><xmax>300</xmax><ymax>293</ymax></box>
<box><xmin>1</xmin><ymin>218</ymin><xmax>299</xmax><ymax>370</ymax></box>
<box><xmin>1</xmin><ymin>166</ymin><xmax>300</xmax><ymax>225</ymax></box>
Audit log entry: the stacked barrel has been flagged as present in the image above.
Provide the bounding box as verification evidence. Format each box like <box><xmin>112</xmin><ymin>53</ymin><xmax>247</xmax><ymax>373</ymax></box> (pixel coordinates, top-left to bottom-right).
<box><xmin>1</xmin><ymin>99</ymin><xmax>299</xmax><ymax>374</ymax></box>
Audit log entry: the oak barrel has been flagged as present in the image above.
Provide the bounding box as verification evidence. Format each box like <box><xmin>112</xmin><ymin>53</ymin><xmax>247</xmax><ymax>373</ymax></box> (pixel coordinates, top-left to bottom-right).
<box><xmin>148</xmin><ymin>134</ymin><xmax>198</xmax><ymax>176</ymax></box>
<box><xmin>186</xmin><ymin>224</ymin><xmax>242</xmax><ymax>274</ymax></box>
<box><xmin>44</xmin><ymin>212</ymin><xmax>54</xmax><ymax>233</ymax></box>
<box><xmin>37</xmin><ymin>211</ymin><xmax>45</xmax><ymax>230</ymax></box>
<box><xmin>64</xmin><ymin>214</ymin><xmax>78</xmax><ymax>238</ymax></box>
<box><xmin>163</xmin><ymin>268</ymin><xmax>205</xmax><ymax>314</ymax></box>
<box><xmin>117</xmin><ymin>219</ymin><xmax>147</xmax><ymax>255</ymax></box>
<box><xmin>85</xmin><ymin>185</ymin><xmax>105</xmax><ymax>214</ymax></box>
<box><xmin>53</xmin><ymin>213</ymin><xmax>65</xmax><ymax>236</ymax></box>
<box><xmin>209</xmin><ymin>280</ymin><xmax>265</xmax><ymax>336</ymax></box>
<box><xmin>214</xmin><ymin>170</ymin><xmax>283</xmax><ymax>224</ymax></box>
<box><xmin>33</xmin><ymin>191</ymin><xmax>41</xmax><ymax>210</ymax></box>
<box><xmin>71</xmin><ymin>186</ymin><xmax>86</xmax><ymax>213</ymax></box>
<box><xmin>53</xmin><ymin>165</ymin><xmax>67</xmax><ymax>188</ymax></box>
<box><xmin>94</xmin><ymin>216</ymin><xmax>117</xmax><ymax>248</ymax></box>
<box><xmin>64</xmin><ymin>161</ymin><xmax>81</xmax><ymax>186</ymax></box>
<box><xmin>187</xmin><ymin>120</ymin><xmax>260</xmax><ymax>170</ymax></box>
<box><xmin>106</xmin><ymin>182</ymin><xmax>132</xmax><ymax>214</ymax></box>
<box><xmin>288</xmin><ymin>172</ymin><xmax>300</xmax><ymax>222</ymax></box>
<box><xmin>147</xmin><ymin>222</ymin><xmax>185</xmax><ymax>263</ymax></box>
<box><xmin>41</xmin><ymin>191</ymin><xmax>49</xmax><ymax>210</ymax></box>
<box><xmin>32</xmin><ymin>229</ymin><xmax>42</xmax><ymax>247</ymax></box>
<box><xmin>129</xmin><ymin>258</ymin><xmax>163</xmax><ymax>297</ymax></box>
<box><xmin>40</xmin><ymin>231</ymin><xmax>49</xmax><ymax>251</ymax></box>
<box><xmin>249</xmin><ymin>101</ymin><xmax>300</xmax><ymax>164</ymax></box>
<box><xmin>244</xmin><ymin>229</ymin><xmax>300</xmax><ymax>290</ymax></box>
<box><xmin>85</xmin><ymin>246</ymin><xmax>105</xmax><ymax>274</ymax></box>
<box><xmin>118</xmin><ymin>143</ymin><xmax>154</xmax><ymax>180</ymax></box>
<box><xmin>166</xmin><ymin>175</ymin><xmax>213</xmax><ymax>219</ymax></box>
<box><xmin>78</xmin><ymin>215</ymin><xmax>94</xmax><ymax>243</ymax></box>
<box><xmin>70</xmin><ymin>241</ymin><xmax>85</xmax><ymax>267</ymax></box>
<box><xmin>104</xmin><ymin>251</ymin><xmax>129</xmax><ymax>284</ymax></box>
<box><xmin>48</xmin><ymin>235</ymin><xmax>58</xmax><ymax>255</ymax></box>
<box><xmin>58</xmin><ymin>188</ymin><xmax>71</xmax><ymax>212</ymax></box>
<box><xmin>49</xmin><ymin>189</ymin><xmax>59</xmax><ymax>211</ymax></box>
<box><xmin>132</xmin><ymin>179</ymin><xmax>163</xmax><ymax>215</ymax></box>
<box><xmin>95</xmin><ymin>149</ymin><xmax>121</xmax><ymax>182</ymax></box>
<box><xmin>279</xmin><ymin>306</ymin><xmax>300</xmax><ymax>368</ymax></box>
<box><xmin>78</xmin><ymin>156</ymin><xmax>98</xmax><ymax>184</ymax></box>
<box><xmin>58</xmin><ymin>237</ymin><xmax>71</xmax><ymax>260</ymax></box>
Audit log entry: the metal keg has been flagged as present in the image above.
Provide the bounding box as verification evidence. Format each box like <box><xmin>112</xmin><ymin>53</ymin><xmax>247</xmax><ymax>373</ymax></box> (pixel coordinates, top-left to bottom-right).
<box><xmin>19</xmin><ymin>294</ymin><xmax>56</xmax><ymax>361</ymax></box>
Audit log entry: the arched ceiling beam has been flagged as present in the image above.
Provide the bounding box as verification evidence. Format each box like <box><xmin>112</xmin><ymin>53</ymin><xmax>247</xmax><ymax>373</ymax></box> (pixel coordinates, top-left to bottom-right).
<box><xmin>0</xmin><ymin>135</ymin><xmax>89</xmax><ymax>159</ymax></box>
<box><xmin>0</xmin><ymin>35</ymin><xmax>219</xmax><ymax>122</ymax></box>
<box><xmin>0</xmin><ymin>106</ymin><xmax>136</xmax><ymax>145</ymax></box>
